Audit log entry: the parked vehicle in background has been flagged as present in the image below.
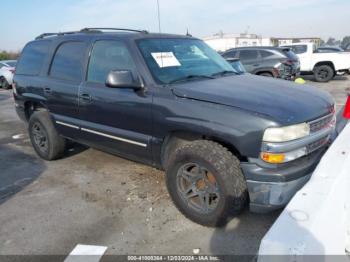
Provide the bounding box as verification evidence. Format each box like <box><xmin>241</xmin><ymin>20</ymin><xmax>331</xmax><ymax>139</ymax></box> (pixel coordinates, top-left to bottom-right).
<box><xmin>14</xmin><ymin>28</ymin><xmax>335</xmax><ymax>227</ymax></box>
<box><xmin>316</xmin><ymin>46</ymin><xmax>344</xmax><ymax>53</ymax></box>
<box><xmin>221</xmin><ymin>47</ymin><xmax>300</xmax><ymax>80</ymax></box>
<box><xmin>0</xmin><ymin>60</ymin><xmax>17</xmax><ymax>89</ymax></box>
<box><xmin>225</xmin><ymin>58</ymin><xmax>246</xmax><ymax>74</ymax></box>
<box><xmin>281</xmin><ymin>43</ymin><xmax>350</xmax><ymax>82</ymax></box>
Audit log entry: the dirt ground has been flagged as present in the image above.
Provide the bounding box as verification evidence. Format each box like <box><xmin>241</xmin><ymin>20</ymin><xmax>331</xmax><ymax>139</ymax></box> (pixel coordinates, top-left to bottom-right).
<box><xmin>0</xmin><ymin>75</ymin><xmax>349</xmax><ymax>257</ymax></box>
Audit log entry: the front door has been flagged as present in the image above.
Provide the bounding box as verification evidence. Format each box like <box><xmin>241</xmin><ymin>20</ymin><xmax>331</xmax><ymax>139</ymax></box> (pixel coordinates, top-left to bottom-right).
<box><xmin>78</xmin><ymin>39</ymin><xmax>153</xmax><ymax>164</ymax></box>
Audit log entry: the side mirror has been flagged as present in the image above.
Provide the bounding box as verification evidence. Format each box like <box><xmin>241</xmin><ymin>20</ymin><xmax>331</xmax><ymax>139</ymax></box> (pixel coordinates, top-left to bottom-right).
<box><xmin>106</xmin><ymin>70</ymin><xmax>142</xmax><ymax>90</ymax></box>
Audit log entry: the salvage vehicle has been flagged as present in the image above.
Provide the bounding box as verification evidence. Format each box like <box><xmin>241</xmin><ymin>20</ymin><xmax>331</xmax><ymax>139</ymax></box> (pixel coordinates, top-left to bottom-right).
<box><xmin>0</xmin><ymin>60</ymin><xmax>16</xmax><ymax>89</ymax></box>
<box><xmin>13</xmin><ymin>28</ymin><xmax>336</xmax><ymax>226</ymax></box>
<box><xmin>281</xmin><ymin>43</ymin><xmax>350</xmax><ymax>82</ymax></box>
<box><xmin>221</xmin><ymin>46</ymin><xmax>300</xmax><ymax>80</ymax></box>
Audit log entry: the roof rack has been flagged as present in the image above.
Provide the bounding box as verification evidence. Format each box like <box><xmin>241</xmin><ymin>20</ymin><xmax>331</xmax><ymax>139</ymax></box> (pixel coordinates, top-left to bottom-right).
<box><xmin>35</xmin><ymin>27</ymin><xmax>149</xmax><ymax>40</ymax></box>
<box><xmin>35</xmin><ymin>31</ymin><xmax>80</xmax><ymax>40</ymax></box>
<box><xmin>80</xmin><ymin>28</ymin><xmax>149</xmax><ymax>34</ymax></box>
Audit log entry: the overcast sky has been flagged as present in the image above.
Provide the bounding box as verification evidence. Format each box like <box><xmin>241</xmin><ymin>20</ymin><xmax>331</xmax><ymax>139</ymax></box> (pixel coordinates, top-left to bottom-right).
<box><xmin>1</xmin><ymin>0</ymin><xmax>349</xmax><ymax>51</ymax></box>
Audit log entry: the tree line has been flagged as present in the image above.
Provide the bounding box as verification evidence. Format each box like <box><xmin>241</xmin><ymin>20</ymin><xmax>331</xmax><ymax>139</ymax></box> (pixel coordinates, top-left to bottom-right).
<box><xmin>0</xmin><ymin>51</ymin><xmax>21</xmax><ymax>60</ymax></box>
<box><xmin>322</xmin><ymin>36</ymin><xmax>350</xmax><ymax>49</ymax></box>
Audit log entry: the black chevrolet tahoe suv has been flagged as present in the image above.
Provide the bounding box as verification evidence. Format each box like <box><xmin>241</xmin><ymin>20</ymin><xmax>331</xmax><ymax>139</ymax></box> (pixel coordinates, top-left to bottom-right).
<box><xmin>13</xmin><ymin>28</ymin><xmax>335</xmax><ymax>227</ymax></box>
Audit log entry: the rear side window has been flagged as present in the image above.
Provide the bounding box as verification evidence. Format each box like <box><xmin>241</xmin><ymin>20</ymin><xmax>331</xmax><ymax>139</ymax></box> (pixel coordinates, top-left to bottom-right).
<box><xmin>239</xmin><ymin>50</ymin><xmax>259</xmax><ymax>61</ymax></box>
<box><xmin>223</xmin><ymin>50</ymin><xmax>237</xmax><ymax>58</ymax></box>
<box><xmin>260</xmin><ymin>50</ymin><xmax>278</xmax><ymax>59</ymax></box>
<box><xmin>16</xmin><ymin>41</ymin><xmax>50</xmax><ymax>75</ymax></box>
<box><xmin>87</xmin><ymin>40</ymin><xmax>136</xmax><ymax>84</ymax></box>
<box><xmin>50</xmin><ymin>42</ymin><xmax>86</xmax><ymax>82</ymax></box>
<box><xmin>287</xmin><ymin>45</ymin><xmax>307</xmax><ymax>54</ymax></box>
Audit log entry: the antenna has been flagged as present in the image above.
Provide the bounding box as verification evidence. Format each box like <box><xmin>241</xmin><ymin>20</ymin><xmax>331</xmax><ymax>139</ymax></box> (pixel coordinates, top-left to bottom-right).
<box><xmin>156</xmin><ymin>0</ymin><xmax>161</xmax><ymax>33</ymax></box>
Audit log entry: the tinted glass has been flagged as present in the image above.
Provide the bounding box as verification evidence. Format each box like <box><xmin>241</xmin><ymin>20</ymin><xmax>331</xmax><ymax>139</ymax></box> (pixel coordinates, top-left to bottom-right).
<box><xmin>260</xmin><ymin>50</ymin><xmax>276</xmax><ymax>58</ymax></box>
<box><xmin>239</xmin><ymin>50</ymin><xmax>259</xmax><ymax>61</ymax></box>
<box><xmin>50</xmin><ymin>42</ymin><xmax>86</xmax><ymax>82</ymax></box>
<box><xmin>223</xmin><ymin>50</ymin><xmax>237</xmax><ymax>58</ymax></box>
<box><xmin>286</xmin><ymin>45</ymin><xmax>307</xmax><ymax>54</ymax></box>
<box><xmin>138</xmin><ymin>38</ymin><xmax>235</xmax><ymax>84</ymax></box>
<box><xmin>317</xmin><ymin>47</ymin><xmax>343</xmax><ymax>53</ymax></box>
<box><xmin>88</xmin><ymin>40</ymin><xmax>136</xmax><ymax>84</ymax></box>
<box><xmin>16</xmin><ymin>41</ymin><xmax>50</xmax><ymax>75</ymax></box>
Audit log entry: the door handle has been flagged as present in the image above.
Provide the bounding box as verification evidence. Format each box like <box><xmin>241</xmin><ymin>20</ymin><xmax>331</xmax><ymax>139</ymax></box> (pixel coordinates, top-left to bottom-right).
<box><xmin>79</xmin><ymin>93</ymin><xmax>92</xmax><ymax>102</ymax></box>
<box><xmin>43</xmin><ymin>87</ymin><xmax>52</xmax><ymax>94</ymax></box>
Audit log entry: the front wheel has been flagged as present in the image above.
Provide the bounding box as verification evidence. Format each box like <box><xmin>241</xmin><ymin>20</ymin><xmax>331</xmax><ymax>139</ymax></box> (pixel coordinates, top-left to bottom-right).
<box><xmin>314</xmin><ymin>65</ymin><xmax>334</xmax><ymax>82</ymax></box>
<box><xmin>166</xmin><ymin>140</ymin><xmax>248</xmax><ymax>227</ymax></box>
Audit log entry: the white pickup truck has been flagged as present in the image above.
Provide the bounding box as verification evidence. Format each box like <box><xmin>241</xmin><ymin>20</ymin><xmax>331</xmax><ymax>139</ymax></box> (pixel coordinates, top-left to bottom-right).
<box><xmin>281</xmin><ymin>43</ymin><xmax>350</xmax><ymax>82</ymax></box>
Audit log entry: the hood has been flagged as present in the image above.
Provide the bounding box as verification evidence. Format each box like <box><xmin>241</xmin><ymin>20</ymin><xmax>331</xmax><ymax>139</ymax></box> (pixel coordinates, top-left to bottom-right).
<box><xmin>172</xmin><ymin>74</ymin><xmax>334</xmax><ymax>125</ymax></box>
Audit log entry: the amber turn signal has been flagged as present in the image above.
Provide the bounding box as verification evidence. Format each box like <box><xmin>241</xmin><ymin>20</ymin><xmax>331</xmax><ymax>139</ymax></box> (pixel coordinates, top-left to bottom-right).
<box><xmin>261</xmin><ymin>152</ymin><xmax>286</xmax><ymax>164</ymax></box>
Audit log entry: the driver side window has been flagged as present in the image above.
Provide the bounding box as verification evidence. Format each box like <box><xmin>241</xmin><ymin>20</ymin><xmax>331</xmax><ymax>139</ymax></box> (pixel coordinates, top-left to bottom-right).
<box><xmin>87</xmin><ymin>40</ymin><xmax>136</xmax><ymax>84</ymax></box>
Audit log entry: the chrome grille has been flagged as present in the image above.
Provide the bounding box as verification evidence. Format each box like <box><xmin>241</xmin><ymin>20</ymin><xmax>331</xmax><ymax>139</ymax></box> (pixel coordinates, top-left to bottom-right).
<box><xmin>307</xmin><ymin>136</ymin><xmax>330</xmax><ymax>153</ymax></box>
<box><xmin>309</xmin><ymin>114</ymin><xmax>334</xmax><ymax>133</ymax></box>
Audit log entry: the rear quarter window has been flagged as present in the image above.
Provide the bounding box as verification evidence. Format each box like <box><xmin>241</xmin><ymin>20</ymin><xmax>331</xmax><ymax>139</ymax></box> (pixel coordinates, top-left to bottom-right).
<box><xmin>16</xmin><ymin>41</ymin><xmax>50</xmax><ymax>75</ymax></box>
<box><xmin>260</xmin><ymin>50</ymin><xmax>280</xmax><ymax>59</ymax></box>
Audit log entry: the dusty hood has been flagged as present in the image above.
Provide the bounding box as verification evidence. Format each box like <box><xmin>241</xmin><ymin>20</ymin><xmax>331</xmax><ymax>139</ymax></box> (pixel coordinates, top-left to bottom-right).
<box><xmin>172</xmin><ymin>74</ymin><xmax>334</xmax><ymax>125</ymax></box>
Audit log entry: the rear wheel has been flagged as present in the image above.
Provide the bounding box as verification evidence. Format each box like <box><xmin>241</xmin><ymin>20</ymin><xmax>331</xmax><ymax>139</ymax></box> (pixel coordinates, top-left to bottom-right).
<box><xmin>0</xmin><ymin>77</ymin><xmax>10</xmax><ymax>89</ymax></box>
<box><xmin>166</xmin><ymin>140</ymin><xmax>248</xmax><ymax>227</ymax></box>
<box><xmin>28</xmin><ymin>111</ymin><xmax>66</xmax><ymax>160</ymax></box>
<box><xmin>314</xmin><ymin>65</ymin><xmax>334</xmax><ymax>82</ymax></box>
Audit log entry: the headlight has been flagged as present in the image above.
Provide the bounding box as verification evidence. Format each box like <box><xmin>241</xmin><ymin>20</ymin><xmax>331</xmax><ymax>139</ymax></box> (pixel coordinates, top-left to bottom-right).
<box><xmin>263</xmin><ymin>123</ymin><xmax>310</xmax><ymax>142</ymax></box>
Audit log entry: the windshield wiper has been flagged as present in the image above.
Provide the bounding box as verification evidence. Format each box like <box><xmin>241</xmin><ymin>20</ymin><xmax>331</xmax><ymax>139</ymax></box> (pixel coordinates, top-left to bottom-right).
<box><xmin>168</xmin><ymin>74</ymin><xmax>214</xmax><ymax>84</ymax></box>
<box><xmin>211</xmin><ymin>70</ymin><xmax>239</xmax><ymax>77</ymax></box>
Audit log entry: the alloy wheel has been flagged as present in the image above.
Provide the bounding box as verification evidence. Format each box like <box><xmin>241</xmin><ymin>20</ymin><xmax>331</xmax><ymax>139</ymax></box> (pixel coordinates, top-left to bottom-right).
<box><xmin>176</xmin><ymin>163</ymin><xmax>220</xmax><ymax>214</ymax></box>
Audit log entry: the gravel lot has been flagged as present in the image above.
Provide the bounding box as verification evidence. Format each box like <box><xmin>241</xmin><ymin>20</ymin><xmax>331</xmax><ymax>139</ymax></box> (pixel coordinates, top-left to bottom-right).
<box><xmin>0</xmin><ymin>76</ymin><xmax>349</xmax><ymax>257</ymax></box>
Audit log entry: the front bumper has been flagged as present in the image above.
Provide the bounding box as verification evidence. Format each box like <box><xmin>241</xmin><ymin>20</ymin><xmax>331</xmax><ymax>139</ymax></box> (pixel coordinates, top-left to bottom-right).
<box><xmin>241</xmin><ymin>148</ymin><xmax>325</xmax><ymax>213</ymax></box>
<box><xmin>247</xmin><ymin>174</ymin><xmax>311</xmax><ymax>213</ymax></box>
<box><xmin>242</xmin><ymin>111</ymin><xmax>346</xmax><ymax>213</ymax></box>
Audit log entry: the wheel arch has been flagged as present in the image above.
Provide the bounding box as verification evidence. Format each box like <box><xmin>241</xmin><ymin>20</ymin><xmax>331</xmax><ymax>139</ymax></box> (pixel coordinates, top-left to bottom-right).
<box><xmin>24</xmin><ymin>99</ymin><xmax>48</xmax><ymax>121</ymax></box>
<box><xmin>160</xmin><ymin>130</ymin><xmax>245</xmax><ymax>169</ymax></box>
<box><xmin>313</xmin><ymin>61</ymin><xmax>335</xmax><ymax>71</ymax></box>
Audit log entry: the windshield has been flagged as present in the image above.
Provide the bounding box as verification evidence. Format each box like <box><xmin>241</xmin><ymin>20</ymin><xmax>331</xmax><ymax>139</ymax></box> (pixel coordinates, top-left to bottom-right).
<box><xmin>137</xmin><ymin>38</ymin><xmax>237</xmax><ymax>84</ymax></box>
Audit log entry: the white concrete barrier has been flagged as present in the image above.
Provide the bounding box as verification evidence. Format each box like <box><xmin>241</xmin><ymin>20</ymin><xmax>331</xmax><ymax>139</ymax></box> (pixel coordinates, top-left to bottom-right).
<box><xmin>258</xmin><ymin>122</ymin><xmax>350</xmax><ymax>261</ymax></box>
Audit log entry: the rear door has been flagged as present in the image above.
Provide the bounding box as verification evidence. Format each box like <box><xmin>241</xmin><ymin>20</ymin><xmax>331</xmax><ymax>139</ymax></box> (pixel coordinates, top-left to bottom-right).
<box><xmin>45</xmin><ymin>41</ymin><xmax>89</xmax><ymax>139</ymax></box>
<box><xmin>238</xmin><ymin>49</ymin><xmax>261</xmax><ymax>73</ymax></box>
<box><xmin>78</xmin><ymin>39</ymin><xmax>153</xmax><ymax>164</ymax></box>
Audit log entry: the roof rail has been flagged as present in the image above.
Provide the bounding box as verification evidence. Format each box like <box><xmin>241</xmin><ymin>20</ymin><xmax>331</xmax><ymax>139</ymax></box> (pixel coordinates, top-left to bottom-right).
<box><xmin>35</xmin><ymin>31</ymin><xmax>80</xmax><ymax>40</ymax></box>
<box><xmin>35</xmin><ymin>27</ymin><xmax>149</xmax><ymax>40</ymax></box>
<box><xmin>80</xmin><ymin>27</ymin><xmax>149</xmax><ymax>34</ymax></box>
